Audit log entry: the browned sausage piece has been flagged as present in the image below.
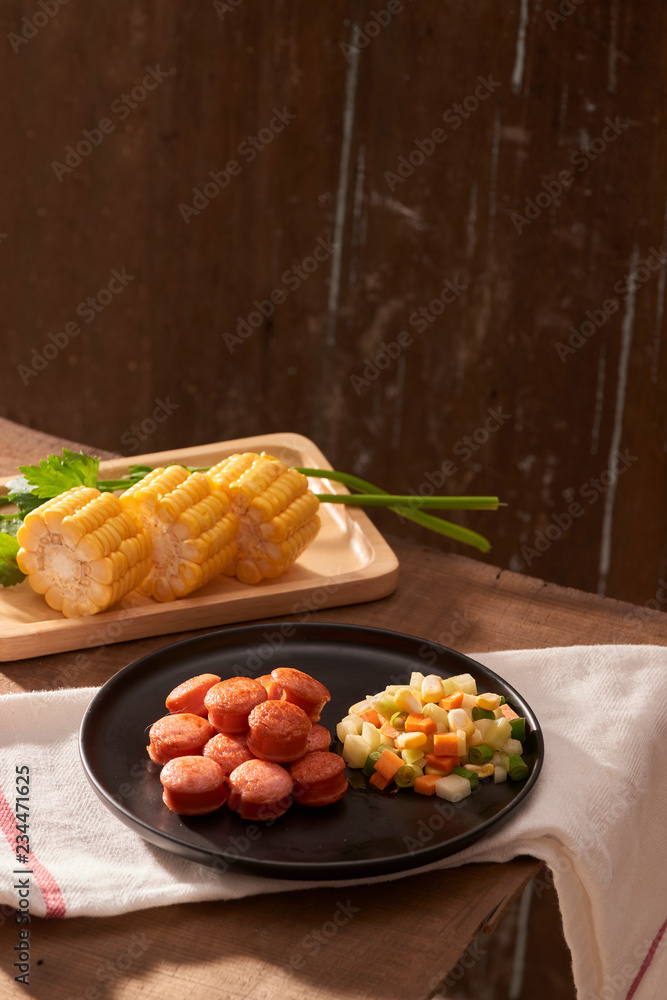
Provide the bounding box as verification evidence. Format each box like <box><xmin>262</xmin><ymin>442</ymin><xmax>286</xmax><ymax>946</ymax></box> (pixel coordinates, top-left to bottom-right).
<box><xmin>203</xmin><ymin>733</ymin><xmax>255</xmax><ymax>775</ymax></box>
<box><xmin>305</xmin><ymin>724</ymin><xmax>332</xmax><ymax>754</ymax></box>
<box><xmin>246</xmin><ymin>700</ymin><xmax>312</xmax><ymax>763</ymax></box>
<box><xmin>147</xmin><ymin>713</ymin><xmax>217</xmax><ymax>765</ymax></box>
<box><xmin>227</xmin><ymin>759</ymin><xmax>293</xmax><ymax>821</ymax></box>
<box><xmin>160</xmin><ymin>756</ymin><xmax>228</xmax><ymax>815</ymax></box>
<box><xmin>270</xmin><ymin>667</ymin><xmax>331</xmax><ymax>722</ymax></box>
<box><xmin>290</xmin><ymin>751</ymin><xmax>348</xmax><ymax>807</ymax></box>
<box><xmin>257</xmin><ymin>673</ymin><xmax>284</xmax><ymax>700</ymax></box>
<box><xmin>166</xmin><ymin>673</ymin><xmax>221</xmax><ymax>717</ymax></box>
<box><xmin>204</xmin><ymin>677</ymin><xmax>267</xmax><ymax>733</ymax></box>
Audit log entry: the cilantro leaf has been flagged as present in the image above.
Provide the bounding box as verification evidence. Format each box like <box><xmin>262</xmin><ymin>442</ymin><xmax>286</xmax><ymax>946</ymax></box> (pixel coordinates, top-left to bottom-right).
<box><xmin>18</xmin><ymin>449</ymin><xmax>99</xmax><ymax>499</ymax></box>
<box><xmin>0</xmin><ymin>532</ymin><xmax>25</xmax><ymax>587</ymax></box>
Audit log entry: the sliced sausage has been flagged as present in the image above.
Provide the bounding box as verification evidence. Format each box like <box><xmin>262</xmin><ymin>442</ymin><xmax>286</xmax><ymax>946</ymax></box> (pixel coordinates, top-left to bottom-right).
<box><xmin>204</xmin><ymin>677</ymin><xmax>267</xmax><ymax>733</ymax></box>
<box><xmin>270</xmin><ymin>667</ymin><xmax>331</xmax><ymax>722</ymax></box>
<box><xmin>246</xmin><ymin>700</ymin><xmax>312</xmax><ymax>763</ymax></box>
<box><xmin>166</xmin><ymin>673</ymin><xmax>221</xmax><ymax>717</ymax></box>
<box><xmin>227</xmin><ymin>759</ymin><xmax>293</xmax><ymax>821</ymax></box>
<box><xmin>203</xmin><ymin>733</ymin><xmax>255</xmax><ymax>775</ymax></box>
<box><xmin>257</xmin><ymin>673</ymin><xmax>284</xmax><ymax>700</ymax></box>
<box><xmin>160</xmin><ymin>755</ymin><xmax>228</xmax><ymax>815</ymax></box>
<box><xmin>305</xmin><ymin>724</ymin><xmax>332</xmax><ymax>754</ymax></box>
<box><xmin>147</xmin><ymin>713</ymin><xmax>217</xmax><ymax>765</ymax></box>
<box><xmin>290</xmin><ymin>752</ymin><xmax>348</xmax><ymax>807</ymax></box>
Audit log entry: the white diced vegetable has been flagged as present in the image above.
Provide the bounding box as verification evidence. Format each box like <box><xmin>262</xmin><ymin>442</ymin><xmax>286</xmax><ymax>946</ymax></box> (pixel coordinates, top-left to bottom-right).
<box><xmin>475</xmin><ymin>718</ymin><xmax>493</xmax><ymax>738</ymax></box>
<box><xmin>501</xmin><ymin>738</ymin><xmax>523</xmax><ymax>755</ymax></box>
<box><xmin>348</xmin><ymin>698</ymin><xmax>371</xmax><ymax>715</ymax></box>
<box><xmin>336</xmin><ymin>714</ymin><xmax>363</xmax><ymax>742</ymax></box>
<box><xmin>342</xmin><ymin>734</ymin><xmax>371</xmax><ymax>768</ymax></box>
<box><xmin>440</xmin><ymin>676</ymin><xmax>460</xmax><ymax>696</ymax></box>
<box><xmin>379</xmin><ymin>734</ymin><xmax>396</xmax><ymax>747</ymax></box>
<box><xmin>455</xmin><ymin>728</ymin><xmax>468</xmax><ymax>757</ymax></box>
<box><xmin>362</xmin><ymin>721</ymin><xmax>382</xmax><ymax>752</ymax></box>
<box><xmin>491</xmin><ymin>752</ymin><xmax>510</xmax><ymax>769</ymax></box>
<box><xmin>449</xmin><ymin>673</ymin><xmax>477</xmax><ymax>696</ymax></box>
<box><xmin>461</xmin><ymin>693</ymin><xmax>477</xmax><ymax>712</ymax></box>
<box><xmin>410</xmin><ymin>670</ymin><xmax>425</xmax><ymax>691</ymax></box>
<box><xmin>483</xmin><ymin>718</ymin><xmax>512</xmax><ymax>750</ymax></box>
<box><xmin>394</xmin><ymin>686</ymin><xmax>422</xmax><ymax>714</ymax></box>
<box><xmin>435</xmin><ymin>774</ymin><xmax>472</xmax><ymax>802</ymax></box>
<box><xmin>468</xmin><ymin>727</ymin><xmax>484</xmax><ymax>747</ymax></box>
<box><xmin>493</xmin><ymin>766</ymin><xmax>508</xmax><ymax>783</ymax></box>
<box><xmin>421</xmin><ymin>674</ymin><xmax>445</xmax><ymax>703</ymax></box>
<box><xmin>401</xmin><ymin>748</ymin><xmax>426</xmax><ymax>766</ymax></box>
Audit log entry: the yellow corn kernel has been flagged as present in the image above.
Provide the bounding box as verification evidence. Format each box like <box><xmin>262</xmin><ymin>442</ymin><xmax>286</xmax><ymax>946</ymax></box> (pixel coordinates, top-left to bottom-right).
<box><xmin>395</xmin><ymin>731</ymin><xmax>428</xmax><ymax>750</ymax></box>
<box><xmin>476</xmin><ymin>692</ymin><xmax>502</xmax><ymax>712</ymax></box>
<box><xmin>207</xmin><ymin>452</ymin><xmax>320</xmax><ymax>584</ymax></box>
<box><xmin>120</xmin><ymin>466</ymin><xmax>237</xmax><ymax>601</ymax></box>
<box><xmin>394</xmin><ymin>687</ymin><xmax>422</xmax><ymax>714</ymax></box>
<box><xmin>16</xmin><ymin>486</ymin><xmax>152</xmax><ymax>618</ymax></box>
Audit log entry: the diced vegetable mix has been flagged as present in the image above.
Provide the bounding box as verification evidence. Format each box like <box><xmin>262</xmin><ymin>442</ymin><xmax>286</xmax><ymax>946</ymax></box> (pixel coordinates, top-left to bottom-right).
<box><xmin>337</xmin><ymin>670</ymin><xmax>530</xmax><ymax>801</ymax></box>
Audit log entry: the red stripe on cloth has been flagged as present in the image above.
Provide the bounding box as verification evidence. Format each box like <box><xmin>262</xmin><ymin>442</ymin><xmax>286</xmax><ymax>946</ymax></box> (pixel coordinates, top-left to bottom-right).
<box><xmin>626</xmin><ymin>917</ymin><xmax>667</xmax><ymax>1000</ymax></box>
<box><xmin>0</xmin><ymin>784</ymin><xmax>66</xmax><ymax>918</ymax></box>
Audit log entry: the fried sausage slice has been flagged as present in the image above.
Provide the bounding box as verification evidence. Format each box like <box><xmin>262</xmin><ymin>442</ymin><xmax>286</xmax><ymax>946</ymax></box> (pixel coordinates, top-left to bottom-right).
<box><xmin>166</xmin><ymin>673</ymin><xmax>221</xmax><ymax>717</ymax></box>
<box><xmin>160</xmin><ymin>756</ymin><xmax>228</xmax><ymax>815</ymax></box>
<box><xmin>203</xmin><ymin>732</ymin><xmax>255</xmax><ymax>775</ymax></box>
<box><xmin>270</xmin><ymin>667</ymin><xmax>331</xmax><ymax>722</ymax></box>
<box><xmin>290</xmin><ymin>751</ymin><xmax>348</xmax><ymax>807</ymax></box>
<box><xmin>246</xmin><ymin>700</ymin><xmax>312</xmax><ymax>763</ymax></box>
<box><xmin>204</xmin><ymin>677</ymin><xmax>267</xmax><ymax>733</ymax></box>
<box><xmin>147</xmin><ymin>713</ymin><xmax>217</xmax><ymax>765</ymax></box>
<box><xmin>227</xmin><ymin>759</ymin><xmax>293</xmax><ymax>821</ymax></box>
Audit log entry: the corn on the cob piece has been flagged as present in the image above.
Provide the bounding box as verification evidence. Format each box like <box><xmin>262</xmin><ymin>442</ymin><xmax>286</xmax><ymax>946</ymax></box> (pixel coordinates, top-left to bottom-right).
<box><xmin>120</xmin><ymin>466</ymin><xmax>238</xmax><ymax>601</ymax></box>
<box><xmin>206</xmin><ymin>452</ymin><xmax>320</xmax><ymax>584</ymax></box>
<box><xmin>16</xmin><ymin>486</ymin><xmax>152</xmax><ymax>617</ymax></box>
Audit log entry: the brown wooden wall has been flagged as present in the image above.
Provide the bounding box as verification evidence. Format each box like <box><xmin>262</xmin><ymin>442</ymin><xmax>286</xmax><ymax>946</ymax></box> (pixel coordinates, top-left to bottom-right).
<box><xmin>2</xmin><ymin>0</ymin><xmax>666</xmax><ymax>608</ymax></box>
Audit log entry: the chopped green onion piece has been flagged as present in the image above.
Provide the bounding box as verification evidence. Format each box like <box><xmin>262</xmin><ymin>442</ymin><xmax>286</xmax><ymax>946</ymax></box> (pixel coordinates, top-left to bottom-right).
<box><xmin>390</xmin><ymin>712</ymin><xmax>408</xmax><ymax>730</ymax></box>
<box><xmin>313</xmin><ymin>493</ymin><xmax>501</xmax><ymax>510</ymax></box>
<box><xmin>510</xmin><ymin>718</ymin><xmax>526</xmax><ymax>742</ymax></box>
<box><xmin>499</xmin><ymin>696</ymin><xmax>506</xmax><ymax>705</ymax></box>
<box><xmin>362</xmin><ymin>750</ymin><xmax>386</xmax><ymax>777</ymax></box>
<box><xmin>468</xmin><ymin>744</ymin><xmax>494</xmax><ymax>765</ymax></box>
<box><xmin>472</xmin><ymin>706</ymin><xmax>496</xmax><ymax>721</ymax></box>
<box><xmin>452</xmin><ymin>766</ymin><xmax>479</xmax><ymax>790</ymax></box>
<box><xmin>507</xmin><ymin>754</ymin><xmax>529</xmax><ymax>781</ymax></box>
<box><xmin>395</xmin><ymin>765</ymin><xmax>419</xmax><ymax>788</ymax></box>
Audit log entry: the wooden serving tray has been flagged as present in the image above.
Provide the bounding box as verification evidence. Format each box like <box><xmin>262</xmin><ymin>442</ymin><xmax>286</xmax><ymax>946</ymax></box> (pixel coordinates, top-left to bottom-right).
<box><xmin>0</xmin><ymin>433</ymin><xmax>399</xmax><ymax>661</ymax></box>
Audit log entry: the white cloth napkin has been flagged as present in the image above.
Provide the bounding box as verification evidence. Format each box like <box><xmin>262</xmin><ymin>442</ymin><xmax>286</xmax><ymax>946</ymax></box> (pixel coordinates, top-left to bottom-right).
<box><xmin>2</xmin><ymin>645</ymin><xmax>666</xmax><ymax>1000</ymax></box>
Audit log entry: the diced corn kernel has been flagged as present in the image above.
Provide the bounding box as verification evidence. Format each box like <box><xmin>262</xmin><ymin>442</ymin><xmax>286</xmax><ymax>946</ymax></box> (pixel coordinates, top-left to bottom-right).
<box><xmin>342</xmin><ymin>734</ymin><xmax>371</xmax><ymax>769</ymax></box>
<box><xmin>422</xmin><ymin>703</ymin><xmax>450</xmax><ymax>732</ymax></box>
<box><xmin>395</xmin><ymin>731</ymin><xmax>427</xmax><ymax>750</ymax></box>
<box><xmin>465</xmin><ymin>763</ymin><xmax>495</xmax><ymax>779</ymax></box>
<box><xmin>455</xmin><ymin>729</ymin><xmax>468</xmax><ymax>757</ymax></box>
<box><xmin>461</xmin><ymin>693</ymin><xmax>477</xmax><ymax>712</ymax></box>
<box><xmin>468</xmin><ymin>727</ymin><xmax>484</xmax><ymax>747</ymax></box>
<box><xmin>476</xmin><ymin>692</ymin><xmax>502</xmax><ymax>711</ymax></box>
<box><xmin>448</xmin><ymin>708</ymin><xmax>474</xmax><ymax>737</ymax></box>
<box><xmin>435</xmin><ymin>774</ymin><xmax>472</xmax><ymax>802</ymax></box>
<box><xmin>410</xmin><ymin>671</ymin><xmax>425</xmax><ymax>691</ymax></box>
<box><xmin>394</xmin><ymin>687</ymin><xmax>422</xmax><ymax>714</ymax></box>
<box><xmin>421</xmin><ymin>674</ymin><xmax>446</xmax><ymax>703</ymax></box>
<box><xmin>336</xmin><ymin>715</ymin><xmax>363</xmax><ymax>742</ymax></box>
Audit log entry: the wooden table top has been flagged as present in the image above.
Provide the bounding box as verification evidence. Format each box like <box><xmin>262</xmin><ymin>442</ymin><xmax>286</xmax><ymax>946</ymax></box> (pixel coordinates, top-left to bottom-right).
<box><xmin>2</xmin><ymin>416</ymin><xmax>666</xmax><ymax>1000</ymax></box>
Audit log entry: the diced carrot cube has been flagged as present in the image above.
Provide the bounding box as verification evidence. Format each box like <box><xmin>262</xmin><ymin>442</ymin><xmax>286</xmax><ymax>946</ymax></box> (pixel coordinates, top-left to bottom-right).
<box><xmin>432</xmin><ymin>732</ymin><xmax>460</xmax><ymax>756</ymax></box>
<box><xmin>424</xmin><ymin>753</ymin><xmax>459</xmax><ymax>773</ymax></box>
<box><xmin>414</xmin><ymin>774</ymin><xmax>440</xmax><ymax>795</ymax></box>
<box><xmin>373</xmin><ymin>749</ymin><xmax>404</xmax><ymax>780</ymax></box>
<box><xmin>358</xmin><ymin>708</ymin><xmax>381</xmax><ymax>727</ymax></box>
<box><xmin>439</xmin><ymin>691</ymin><xmax>464</xmax><ymax>710</ymax></box>
<box><xmin>405</xmin><ymin>713</ymin><xmax>437</xmax><ymax>735</ymax></box>
<box><xmin>379</xmin><ymin>721</ymin><xmax>401</xmax><ymax>740</ymax></box>
<box><xmin>369</xmin><ymin>771</ymin><xmax>391</xmax><ymax>791</ymax></box>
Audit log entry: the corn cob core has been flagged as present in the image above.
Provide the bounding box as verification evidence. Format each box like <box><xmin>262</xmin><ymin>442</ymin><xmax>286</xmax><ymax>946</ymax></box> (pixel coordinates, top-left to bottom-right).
<box><xmin>15</xmin><ymin>486</ymin><xmax>152</xmax><ymax>618</ymax></box>
<box><xmin>206</xmin><ymin>452</ymin><xmax>320</xmax><ymax>585</ymax></box>
<box><xmin>120</xmin><ymin>466</ymin><xmax>238</xmax><ymax>601</ymax></box>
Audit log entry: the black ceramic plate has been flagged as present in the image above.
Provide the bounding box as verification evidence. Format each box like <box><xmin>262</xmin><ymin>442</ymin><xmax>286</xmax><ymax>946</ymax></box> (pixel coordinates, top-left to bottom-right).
<box><xmin>79</xmin><ymin>622</ymin><xmax>543</xmax><ymax>880</ymax></box>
